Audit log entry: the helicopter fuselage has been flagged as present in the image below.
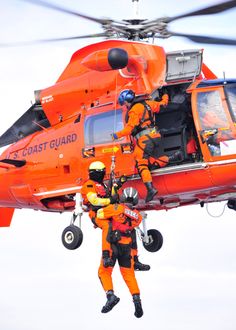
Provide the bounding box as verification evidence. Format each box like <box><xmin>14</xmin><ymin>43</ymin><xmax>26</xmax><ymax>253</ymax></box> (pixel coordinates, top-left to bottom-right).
<box><xmin>1</xmin><ymin>39</ymin><xmax>236</xmax><ymax>223</ymax></box>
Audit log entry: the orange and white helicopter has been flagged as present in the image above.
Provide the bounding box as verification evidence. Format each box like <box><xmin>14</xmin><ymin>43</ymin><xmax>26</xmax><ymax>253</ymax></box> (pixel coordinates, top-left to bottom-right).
<box><xmin>1</xmin><ymin>0</ymin><xmax>236</xmax><ymax>252</ymax></box>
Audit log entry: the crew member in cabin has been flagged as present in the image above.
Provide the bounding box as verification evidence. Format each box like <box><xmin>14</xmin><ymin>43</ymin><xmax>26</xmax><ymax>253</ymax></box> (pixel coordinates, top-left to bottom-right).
<box><xmin>112</xmin><ymin>89</ymin><xmax>182</xmax><ymax>202</ymax></box>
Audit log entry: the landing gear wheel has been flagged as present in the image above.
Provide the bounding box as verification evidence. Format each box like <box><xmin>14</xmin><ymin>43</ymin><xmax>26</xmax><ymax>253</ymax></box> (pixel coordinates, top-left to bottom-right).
<box><xmin>142</xmin><ymin>229</ymin><xmax>163</xmax><ymax>252</ymax></box>
<box><xmin>62</xmin><ymin>225</ymin><xmax>83</xmax><ymax>250</ymax></box>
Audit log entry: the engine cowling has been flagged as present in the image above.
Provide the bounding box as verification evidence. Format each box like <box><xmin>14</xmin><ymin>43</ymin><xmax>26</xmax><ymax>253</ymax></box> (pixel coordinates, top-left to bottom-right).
<box><xmin>81</xmin><ymin>47</ymin><xmax>128</xmax><ymax>71</ymax></box>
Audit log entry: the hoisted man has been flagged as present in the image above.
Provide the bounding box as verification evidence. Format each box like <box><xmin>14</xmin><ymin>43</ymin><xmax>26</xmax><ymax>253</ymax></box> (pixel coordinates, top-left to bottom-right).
<box><xmin>97</xmin><ymin>187</ymin><xmax>144</xmax><ymax>318</ymax></box>
<box><xmin>81</xmin><ymin>160</ymin><xmax>150</xmax><ymax>271</ymax></box>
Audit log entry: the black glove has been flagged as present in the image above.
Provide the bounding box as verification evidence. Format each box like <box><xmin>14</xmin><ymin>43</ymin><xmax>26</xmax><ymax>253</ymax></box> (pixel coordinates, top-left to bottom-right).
<box><xmin>109</xmin><ymin>194</ymin><xmax>119</xmax><ymax>204</ymax></box>
<box><xmin>116</xmin><ymin>175</ymin><xmax>128</xmax><ymax>188</ymax></box>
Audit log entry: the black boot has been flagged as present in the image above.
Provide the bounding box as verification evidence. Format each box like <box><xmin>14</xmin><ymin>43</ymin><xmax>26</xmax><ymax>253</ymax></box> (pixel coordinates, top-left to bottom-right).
<box><xmin>133</xmin><ymin>294</ymin><xmax>143</xmax><ymax>318</ymax></box>
<box><xmin>168</xmin><ymin>150</ymin><xmax>183</xmax><ymax>163</ymax></box>
<box><xmin>134</xmin><ymin>255</ymin><xmax>150</xmax><ymax>271</ymax></box>
<box><xmin>101</xmin><ymin>290</ymin><xmax>120</xmax><ymax>313</ymax></box>
<box><xmin>144</xmin><ymin>182</ymin><xmax>158</xmax><ymax>202</ymax></box>
<box><xmin>102</xmin><ymin>250</ymin><xmax>114</xmax><ymax>268</ymax></box>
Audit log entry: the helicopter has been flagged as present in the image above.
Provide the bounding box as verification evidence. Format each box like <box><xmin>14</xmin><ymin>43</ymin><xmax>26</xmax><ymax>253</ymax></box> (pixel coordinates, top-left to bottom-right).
<box><xmin>1</xmin><ymin>0</ymin><xmax>236</xmax><ymax>252</ymax></box>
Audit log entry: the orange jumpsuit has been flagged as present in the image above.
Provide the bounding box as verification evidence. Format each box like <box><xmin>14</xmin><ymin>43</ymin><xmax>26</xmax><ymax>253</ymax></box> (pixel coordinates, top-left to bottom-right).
<box><xmin>81</xmin><ymin>179</ymin><xmax>112</xmax><ymax>253</ymax></box>
<box><xmin>97</xmin><ymin>204</ymin><xmax>142</xmax><ymax>296</ymax></box>
<box><xmin>115</xmin><ymin>97</ymin><xmax>169</xmax><ymax>183</ymax></box>
<box><xmin>81</xmin><ymin>178</ymin><xmax>140</xmax><ymax>259</ymax></box>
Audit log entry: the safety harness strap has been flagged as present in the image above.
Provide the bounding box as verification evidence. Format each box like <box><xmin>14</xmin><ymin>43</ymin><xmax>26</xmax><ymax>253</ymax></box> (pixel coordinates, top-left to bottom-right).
<box><xmin>140</xmin><ymin>101</ymin><xmax>154</xmax><ymax>127</ymax></box>
<box><xmin>126</xmin><ymin>101</ymin><xmax>155</xmax><ymax>136</ymax></box>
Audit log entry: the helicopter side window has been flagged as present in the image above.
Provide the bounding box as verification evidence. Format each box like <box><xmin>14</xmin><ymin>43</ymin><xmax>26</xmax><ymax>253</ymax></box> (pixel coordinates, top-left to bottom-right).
<box><xmin>197</xmin><ymin>91</ymin><xmax>235</xmax><ymax>157</ymax></box>
<box><xmin>84</xmin><ymin>109</ymin><xmax>123</xmax><ymax>146</ymax></box>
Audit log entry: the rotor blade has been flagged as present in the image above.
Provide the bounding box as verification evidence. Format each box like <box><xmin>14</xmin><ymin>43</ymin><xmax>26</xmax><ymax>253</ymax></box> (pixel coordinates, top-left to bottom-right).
<box><xmin>170</xmin><ymin>31</ymin><xmax>236</xmax><ymax>45</ymax></box>
<box><xmin>0</xmin><ymin>32</ymin><xmax>108</xmax><ymax>47</ymax></box>
<box><xmin>167</xmin><ymin>0</ymin><xmax>236</xmax><ymax>23</ymax></box>
<box><xmin>20</xmin><ymin>0</ymin><xmax>113</xmax><ymax>25</ymax></box>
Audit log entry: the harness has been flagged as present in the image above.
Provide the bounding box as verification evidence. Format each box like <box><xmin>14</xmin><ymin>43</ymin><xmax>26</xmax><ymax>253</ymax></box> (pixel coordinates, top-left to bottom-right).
<box><xmin>108</xmin><ymin>228</ymin><xmax>133</xmax><ymax>244</ymax></box>
<box><xmin>108</xmin><ymin>210</ymin><xmax>136</xmax><ymax>245</ymax></box>
<box><xmin>126</xmin><ymin>101</ymin><xmax>155</xmax><ymax>138</ymax></box>
<box><xmin>134</xmin><ymin>127</ymin><xmax>158</xmax><ymax>139</ymax></box>
<box><xmin>126</xmin><ymin>101</ymin><xmax>168</xmax><ymax>167</ymax></box>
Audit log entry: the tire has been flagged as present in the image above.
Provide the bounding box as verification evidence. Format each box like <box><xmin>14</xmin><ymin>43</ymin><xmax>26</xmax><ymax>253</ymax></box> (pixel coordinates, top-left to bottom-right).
<box><xmin>142</xmin><ymin>229</ymin><xmax>163</xmax><ymax>252</ymax></box>
<box><xmin>61</xmin><ymin>225</ymin><xmax>83</xmax><ymax>250</ymax></box>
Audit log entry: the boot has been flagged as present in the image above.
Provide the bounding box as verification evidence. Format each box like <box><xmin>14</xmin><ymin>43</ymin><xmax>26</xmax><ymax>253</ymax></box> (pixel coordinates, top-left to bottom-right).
<box><xmin>168</xmin><ymin>150</ymin><xmax>183</xmax><ymax>163</ymax></box>
<box><xmin>133</xmin><ymin>294</ymin><xmax>143</xmax><ymax>318</ymax></box>
<box><xmin>144</xmin><ymin>182</ymin><xmax>158</xmax><ymax>202</ymax></box>
<box><xmin>134</xmin><ymin>255</ymin><xmax>150</xmax><ymax>271</ymax></box>
<box><xmin>102</xmin><ymin>250</ymin><xmax>114</xmax><ymax>268</ymax></box>
<box><xmin>101</xmin><ymin>290</ymin><xmax>120</xmax><ymax>313</ymax></box>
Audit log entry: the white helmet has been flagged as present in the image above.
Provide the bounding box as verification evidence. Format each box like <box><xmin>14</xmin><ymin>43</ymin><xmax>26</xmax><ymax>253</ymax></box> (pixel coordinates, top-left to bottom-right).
<box><xmin>120</xmin><ymin>187</ymin><xmax>139</xmax><ymax>206</ymax></box>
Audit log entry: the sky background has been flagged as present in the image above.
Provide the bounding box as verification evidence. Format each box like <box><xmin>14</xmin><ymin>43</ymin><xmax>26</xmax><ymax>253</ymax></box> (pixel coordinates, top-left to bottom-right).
<box><xmin>0</xmin><ymin>1</ymin><xmax>236</xmax><ymax>329</ymax></box>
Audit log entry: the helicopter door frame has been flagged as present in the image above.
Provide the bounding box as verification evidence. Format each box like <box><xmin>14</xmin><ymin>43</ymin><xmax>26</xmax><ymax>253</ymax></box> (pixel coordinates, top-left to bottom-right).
<box><xmin>192</xmin><ymin>86</ymin><xmax>236</xmax><ymax>162</ymax></box>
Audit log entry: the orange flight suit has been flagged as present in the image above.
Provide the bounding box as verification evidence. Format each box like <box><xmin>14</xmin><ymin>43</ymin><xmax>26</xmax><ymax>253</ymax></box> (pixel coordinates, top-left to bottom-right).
<box><xmin>115</xmin><ymin>97</ymin><xmax>169</xmax><ymax>183</ymax></box>
<box><xmin>97</xmin><ymin>204</ymin><xmax>142</xmax><ymax>296</ymax></box>
<box><xmin>81</xmin><ymin>179</ymin><xmax>112</xmax><ymax>253</ymax></box>
<box><xmin>81</xmin><ymin>179</ymin><xmax>141</xmax><ymax>261</ymax></box>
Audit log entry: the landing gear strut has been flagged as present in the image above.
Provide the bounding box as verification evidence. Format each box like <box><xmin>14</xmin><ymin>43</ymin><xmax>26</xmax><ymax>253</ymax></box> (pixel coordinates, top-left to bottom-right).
<box><xmin>61</xmin><ymin>193</ymin><xmax>84</xmax><ymax>250</ymax></box>
<box><xmin>142</xmin><ymin>229</ymin><xmax>163</xmax><ymax>252</ymax></box>
<box><xmin>136</xmin><ymin>212</ymin><xmax>163</xmax><ymax>252</ymax></box>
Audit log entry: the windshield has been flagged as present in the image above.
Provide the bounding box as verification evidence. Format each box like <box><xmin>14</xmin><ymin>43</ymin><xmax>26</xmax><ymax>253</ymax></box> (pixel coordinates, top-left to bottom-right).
<box><xmin>225</xmin><ymin>85</ymin><xmax>236</xmax><ymax>122</ymax></box>
<box><xmin>197</xmin><ymin>90</ymin><xmax>228</xmax><ymax>130</ymax></box>
<box><xmin>196</xmin><ymin>89</ymin><xmax>236</xmax><ymax>157</ymax></box>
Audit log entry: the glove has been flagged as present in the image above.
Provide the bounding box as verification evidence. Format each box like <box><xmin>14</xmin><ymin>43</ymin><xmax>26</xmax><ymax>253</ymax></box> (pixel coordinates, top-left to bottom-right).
<box><xmin>109</xmin><ymin>194</ymin><xmax>119</xmax><ymax>204</ymax></box>
<box><xmin>111</xmin><ymin>133</ymin><xmax>118</xmax><ymax>140</ymax></box>
<box><xmin>120</xmin><ymin>175</ymin><xmax>127</xmax><ymax>183</ymax></box>
<box><xmin>116</xmin><ymin>175</ymin><xmax>128</xmax><ymax>188</ymax></box>
<box><xmin>160</xmin><ymin>94</ymin><xmax>169</xmax><ymax>107</ymax></box>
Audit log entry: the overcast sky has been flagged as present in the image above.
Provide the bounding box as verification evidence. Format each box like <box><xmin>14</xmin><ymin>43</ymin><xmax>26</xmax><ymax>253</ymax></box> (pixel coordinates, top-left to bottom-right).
<box><xmin>0</xmin><ymin>1</ymin><xmax>236</xmax><ymax>329</ymax></box>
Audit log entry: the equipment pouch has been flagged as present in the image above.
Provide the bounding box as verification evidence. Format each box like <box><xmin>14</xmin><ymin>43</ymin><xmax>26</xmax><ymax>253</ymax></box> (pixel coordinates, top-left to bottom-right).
<box><xmin>109</xmin><ymin>230</ymin><xmax>121</xmax><ymax>243</ymax></box>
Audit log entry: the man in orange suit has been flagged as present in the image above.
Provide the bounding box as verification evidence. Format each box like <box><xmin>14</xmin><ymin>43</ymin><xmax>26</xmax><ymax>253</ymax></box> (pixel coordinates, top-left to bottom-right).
<box><xmin>81</xmin><ymin>161</ymin><xmax>150</xmax><ymax>271</ymax></box>
<box><xmin>112</xmin><ymin>89</ymin><xmax>178</xmax><ymax>202</ymax></box>
<box><xmin>97</xmin><ymin>187</ymin><xmax>144</xmax><ymax>318</ymax></box>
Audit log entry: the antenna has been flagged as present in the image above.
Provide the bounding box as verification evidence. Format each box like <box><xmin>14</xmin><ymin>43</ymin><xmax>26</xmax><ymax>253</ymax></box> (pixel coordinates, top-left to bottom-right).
<box><xmin>132</xmin><ymin>0</ymin><xmax>140</xmax><ymax>19</ymax></box>
<box><xmin>223</xmin><ymin>71</ymin><xmax>227</xmax><ymax>84</ymax></box>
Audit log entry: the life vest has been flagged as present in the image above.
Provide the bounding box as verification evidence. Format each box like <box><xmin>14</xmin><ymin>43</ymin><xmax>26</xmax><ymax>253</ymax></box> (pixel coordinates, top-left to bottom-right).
<box><xmin>81</xmin><ymin>179</ymin><xmax>109</xmax><ymax>211</ymax></box>
<box><xmin>111</xmin><ymin>206</ymin><xmax>141</xmax><ymax>233</ymax></box>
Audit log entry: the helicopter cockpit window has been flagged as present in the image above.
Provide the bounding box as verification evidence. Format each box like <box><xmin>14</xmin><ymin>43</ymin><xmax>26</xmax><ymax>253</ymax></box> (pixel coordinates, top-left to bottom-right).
<box><xmin>197</xmin><ymin>90</ymin><xmax>236</xmax><ymax>157</ymax></box>
<box><xmin>225</xmin><ymin>86</ymin><xmax>236</xmax><ymax>122</ymax></box>
<box><xmin>84</xmin><ymin>109</ymin><xmax>123</xmax><ymax>146</ymax></box>
<box><xmin>197</xmin><ymin>91</ymin><xmax>228</xmax><ymax>130</ymax></box>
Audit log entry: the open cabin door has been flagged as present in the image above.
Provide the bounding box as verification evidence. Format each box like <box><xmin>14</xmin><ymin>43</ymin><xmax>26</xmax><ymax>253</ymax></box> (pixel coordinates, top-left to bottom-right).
<box><xmin>166</xmin><ymin>49</ymin><xmax>202</xmax><ymax>83</ymax></box>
